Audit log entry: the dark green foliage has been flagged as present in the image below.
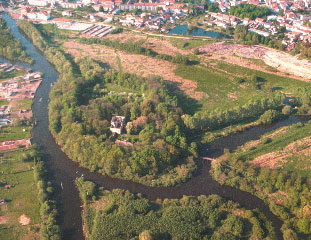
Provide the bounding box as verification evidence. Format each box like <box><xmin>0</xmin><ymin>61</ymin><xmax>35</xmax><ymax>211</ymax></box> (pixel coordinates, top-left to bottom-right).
<box><xmin>17</xmin><ymin>20</ymin><xmax>197</xmax><ymax>186</ymax></box>
<box><xmin>33</xmin><ymin>151</ymin><xmax>61</xmax><ymax>240</ymax></box>
<box><xmin>0</xmin><ymin>18</ymin><xmax>33</xmax><ymax>63</ymax></box>
<box><xmin>258</xmin><ymin>109</ymin><xmax>282</xmax><ymax>125</ymax></box>
<box><xmin>228</xmin><ymin>4</ymin><xmax>271</xmax><ymax>20</ymax></box>
<box><xmin>76</xmin><ymin>178</ymin><xmax>275</xmax><ymax>240</ymax></box>
<box><xmin>234</xmin><ymin>25</ymin><xmax>283</xmax><ymax>50</ymax></box>
<box><xmin>110</xmin><ymin>28</ymin><xmax>123</xmax><ymax>34</ymax></box>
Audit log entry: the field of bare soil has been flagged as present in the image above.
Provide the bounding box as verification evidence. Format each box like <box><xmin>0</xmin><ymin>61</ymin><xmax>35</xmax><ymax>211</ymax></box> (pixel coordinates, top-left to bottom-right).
<box><xmin>199</xmin><ymin>42</ymin><xmax>311</xmax><ymax>80</ymax></box>
<box><xmin>63</xmin><ymin>41</ymin><xmax>206</xmax><ymax>99</ymax></box>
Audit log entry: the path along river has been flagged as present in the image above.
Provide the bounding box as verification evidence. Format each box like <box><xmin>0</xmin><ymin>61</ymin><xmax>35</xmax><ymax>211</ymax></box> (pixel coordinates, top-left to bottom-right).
<box><xmin>3</xmin><ymin>13</ymin><xmax>306</xmax><ymax>240</ymax></box>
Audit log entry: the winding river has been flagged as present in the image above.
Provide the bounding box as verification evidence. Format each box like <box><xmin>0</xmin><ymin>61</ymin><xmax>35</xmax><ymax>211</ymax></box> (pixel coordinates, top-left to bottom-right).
<box><xmin>2</xmin><ymin>13</ymin><xmax>303</xmax><ymax>240</ymax></box>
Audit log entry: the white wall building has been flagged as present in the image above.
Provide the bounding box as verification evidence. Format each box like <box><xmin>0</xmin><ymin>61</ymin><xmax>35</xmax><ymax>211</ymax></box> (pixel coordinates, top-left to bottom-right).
<box><xmin>28</xmin><ymin>0</ymin><xmax>49</xmax><ymax>7</ymax></box>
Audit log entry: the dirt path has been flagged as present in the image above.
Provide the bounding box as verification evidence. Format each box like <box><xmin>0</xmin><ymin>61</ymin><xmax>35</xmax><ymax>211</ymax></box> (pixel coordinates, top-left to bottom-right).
<box><xmin>63</xmin><ymin>41</ymin><xmax>205</xmax><ymax>100</ymax></box>
<box><xmin>200</xmin><ymin>42</ymin><xmax>311</xmax><ymax>80</ymax></box>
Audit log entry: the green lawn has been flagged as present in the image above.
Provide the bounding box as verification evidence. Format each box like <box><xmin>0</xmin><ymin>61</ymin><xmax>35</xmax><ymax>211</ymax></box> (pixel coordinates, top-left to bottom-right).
<box><xmin>0</xmin><ymin>149</ymin><xmax>40</xmax><ymax>240</ymax></box>
<box><xmin>0</xmin><ymin>126</ymin><xmax>31</xmax><ymax>142</ymax></box>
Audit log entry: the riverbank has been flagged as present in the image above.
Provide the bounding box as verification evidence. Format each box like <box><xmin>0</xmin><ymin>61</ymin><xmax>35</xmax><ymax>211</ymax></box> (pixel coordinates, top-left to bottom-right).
<box><xmin>5</xmin><ymin>13</ymin><xmax>302</xmax><ymax>240</ymax></box>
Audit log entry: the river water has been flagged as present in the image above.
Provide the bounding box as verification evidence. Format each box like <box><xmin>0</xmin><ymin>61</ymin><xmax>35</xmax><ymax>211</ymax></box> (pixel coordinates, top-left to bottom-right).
<box><xmin>1</xmin><ymin>13</ymin><xmax>298</xmax><ymax>240</ymax></box>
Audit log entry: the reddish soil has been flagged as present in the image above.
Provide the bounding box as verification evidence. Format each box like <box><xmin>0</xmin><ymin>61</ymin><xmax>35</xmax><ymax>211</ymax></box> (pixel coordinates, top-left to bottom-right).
<box><xmin>0</xmin><ymin>139</ymin><xmax>31</xmax><ymax>152</ymax></box>
<box><xmin>251</xmin><ymin>136</ymin><xmax>311</xmax><ymax>168</ymax></box>
<box><xmin>0</xmin><ymin>216</ymin><xmax>7</xmax><ymax>224</ymax></box>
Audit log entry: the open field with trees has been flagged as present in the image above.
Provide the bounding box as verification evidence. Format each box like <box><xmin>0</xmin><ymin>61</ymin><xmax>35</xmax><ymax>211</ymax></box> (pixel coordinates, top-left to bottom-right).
<box><xmin>211</xmin><ymin>119</ymin><xmax>311</xmax><ymax>238</ymax></box>
<box><xmin>0</xmin><ymin>147</ymin><xmax>60</xmax><ymax>240</ymax></box>
<box><xmin>76</xmin><ymin>177</ymin><xmax>277</xmax><ymax>240</ymax></box>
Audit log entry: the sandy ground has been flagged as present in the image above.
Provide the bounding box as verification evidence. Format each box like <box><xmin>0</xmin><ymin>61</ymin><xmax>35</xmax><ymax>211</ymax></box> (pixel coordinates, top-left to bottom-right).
<box><xmin>199</xmin><ymin>42</ymin><xmax>311</xmax><ymax>80</ymax></box>
<box><xmin>19</xmin><ymin>214</ymin><xmax>30</xmax><ymax>225</ymax></box>
<box><xmin>64</xmin><ymin>41</ymin><xmax>205</xmax><ymax>100</ymax></box>
<box><xmin>251</xmin><ymin>136</ymin><xmax>311</xmax><ymax>168</ymax></box>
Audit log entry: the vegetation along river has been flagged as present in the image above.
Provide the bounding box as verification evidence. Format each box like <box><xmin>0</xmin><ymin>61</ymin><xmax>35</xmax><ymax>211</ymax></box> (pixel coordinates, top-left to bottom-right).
<box><xmin>4</xmin><ymin>13</ymin><xmax>307</xmax><ymax>240</ymax></box>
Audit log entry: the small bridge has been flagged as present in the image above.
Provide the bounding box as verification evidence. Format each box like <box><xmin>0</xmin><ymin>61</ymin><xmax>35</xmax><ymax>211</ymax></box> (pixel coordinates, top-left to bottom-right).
<box><xmin>202</xmin><ymin>157</ymin><xmax>215</xmax><ymax>161</ymax></box>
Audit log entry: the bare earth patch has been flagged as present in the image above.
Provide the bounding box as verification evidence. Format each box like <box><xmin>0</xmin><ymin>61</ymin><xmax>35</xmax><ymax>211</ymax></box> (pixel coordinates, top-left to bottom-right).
<box><xmin>19</xmin><ymin>214</ymin><xmax>30</xmax><ymax>225</ymax></box>
<box><xmin>90</xmin><ymin>196</ymin><xmax>110</xmax><ymax>210</ymax></box>
<box><xmin>251</xmin><ymin>136</ymin><xmax>311</xmax><ymax>168</ymax></box>
<box><xmin>200</xmin><ymin>42</ymin><xmax>311</xmax><ymax>80</ymax></box>
<box><xmin>63</xmin><ymin>41</ymin><xmax>203</xmax><ymax>100</ymax></box>
<box><xmin>0</xmin><ymin>216</ymin><xmax>7</xmax><ymax>224</ymax></box>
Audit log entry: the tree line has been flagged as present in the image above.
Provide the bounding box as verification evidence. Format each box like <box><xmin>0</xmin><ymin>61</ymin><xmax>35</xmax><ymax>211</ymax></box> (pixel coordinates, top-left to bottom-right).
<box><xmin>0</xmin><ymin>18</ymin><xmax>33</xmax><ymax>64</ymax></box>
<box><xmin>183</xmin><ymin>93</ymin><xmax>285</xmax><ymax>130</ymax></box>
<box><xmin>228</xmin><ymin>3</ymin><xmax>271</xmax><ymax>20</ymax></box>
<box><xmin>234</xmin><ymin>25</ymin><xmax>284</xmax><ymax>50</ymax></box>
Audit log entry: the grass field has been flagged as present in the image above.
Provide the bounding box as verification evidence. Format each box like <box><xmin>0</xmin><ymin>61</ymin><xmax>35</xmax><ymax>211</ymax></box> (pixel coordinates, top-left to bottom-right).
<box><xmin>175</xmin><ymin>60</ymin><xmax>311</xmax><ymax>111</ymax></box>
<box><xmin>168</xmin><ymin>38</ymin><xmax>217</xmax><ymax>50</ymax></box>
<box><xmin>0</xmin><ymin>149</ymin><xmax>40</xmax><ymax>240</ymax></box>
<box><xmin>0</xmin><ymin>126</ymin><xmax>31</xmax><ymax>142</ymax></box>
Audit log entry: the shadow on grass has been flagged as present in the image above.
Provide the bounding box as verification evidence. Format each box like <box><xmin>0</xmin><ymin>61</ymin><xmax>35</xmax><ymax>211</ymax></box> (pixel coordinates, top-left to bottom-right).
<box><xmin>164</xmin><ymin>81</ymin><xmax>202</xmax><ymax>115</ymax></box>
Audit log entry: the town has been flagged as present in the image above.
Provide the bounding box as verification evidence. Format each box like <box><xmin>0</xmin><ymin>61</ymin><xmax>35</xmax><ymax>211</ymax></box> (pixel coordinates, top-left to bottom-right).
<box><xmin>0</xmin><ymin>62</ymin><xmax>42</xmax><ymax>151</ymax></box>
<box><xmin>0</xmin><ymin>0</ymin><xmax>310</xmax><ymax>50</ymax></box>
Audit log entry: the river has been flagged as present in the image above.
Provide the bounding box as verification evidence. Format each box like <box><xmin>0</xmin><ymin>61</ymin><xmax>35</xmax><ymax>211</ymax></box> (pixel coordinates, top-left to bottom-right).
<box><xmin>1</xmin><ymin>13</ymin><xmax>293</xmax><ymax>240</ymax></box>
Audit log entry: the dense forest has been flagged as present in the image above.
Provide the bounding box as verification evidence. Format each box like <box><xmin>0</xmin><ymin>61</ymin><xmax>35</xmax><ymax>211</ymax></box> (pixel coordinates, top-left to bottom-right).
<box><xmin>228</xmin><ymin>4</ymin><xmax>271</xmax><ymax>20</ymax></box>
<box><xmin>17</xmin><ymin>20</ymin><xmax>198</xmax><ymax>186</ymax></box>
<box><xmin>0</xmin><ymin>18</ymin><xmax>33</xmax><ymax>63</ymax></box>
<box><xmin>76</xmin><ymin>177</ymin><xmax>277</xmax><ymax>240</ymax></box>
